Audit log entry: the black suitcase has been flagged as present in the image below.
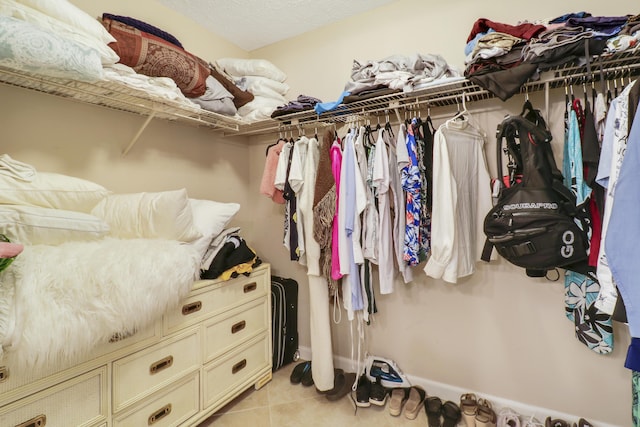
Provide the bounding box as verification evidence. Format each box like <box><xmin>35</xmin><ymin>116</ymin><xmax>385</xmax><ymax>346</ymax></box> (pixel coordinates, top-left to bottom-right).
<box><xmin>271</xmin><ymin>275</ymin><xmax>299</xmax><ymax>371</ymax></box>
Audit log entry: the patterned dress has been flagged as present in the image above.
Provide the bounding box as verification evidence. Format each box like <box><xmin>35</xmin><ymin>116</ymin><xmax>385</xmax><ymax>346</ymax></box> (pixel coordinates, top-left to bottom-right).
<box><xmin>401</xmin><ymin>119</ymin><xmax>422</xmax><ymax>266</ymax></box>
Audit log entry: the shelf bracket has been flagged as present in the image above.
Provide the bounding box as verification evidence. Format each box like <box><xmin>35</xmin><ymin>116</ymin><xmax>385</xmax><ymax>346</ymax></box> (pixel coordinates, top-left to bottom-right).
<box><xmin>121</xmin><ymin>111</ymin><xmax>157</xmax><ymax>157</ymax></box>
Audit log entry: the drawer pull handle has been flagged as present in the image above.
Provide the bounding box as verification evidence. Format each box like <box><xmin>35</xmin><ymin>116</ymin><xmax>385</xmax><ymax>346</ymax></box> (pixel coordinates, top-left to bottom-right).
<box><xmin>150</xmin><ymin>356</ymin><xmax>173</xmax><ymax>375</ymax></box>
<box><xmin>181</xmin><ymin>301</ymin><xmax>202</xmax><ymax>315</ymax></box>
<box><xmin>15</xmin><ymin>414</ymin><xmax>46</xmax><ymax>427</ymax></box>
<box><xmin>232</xmin><ymin>359</ymin><xmax>247</xmax><ymax>374</ymax></box>
<box><xmin>243</xmin><ymin>283</ymin><xmax>257</xmax><ymax>293</ymax></box>
<box><xmin>0</xmin><ymin>366</ymin><xmax>8</xmax><ymax>382</ymax></box>
<box><xmin>231</xmin><ymin>320</ymin><xmax>246</xmax><ymax>334</ymax></box>
<box><xmin>148</xmin><ymin>403</ymin><xmax>171</xmax><ymax>425</ymax></box>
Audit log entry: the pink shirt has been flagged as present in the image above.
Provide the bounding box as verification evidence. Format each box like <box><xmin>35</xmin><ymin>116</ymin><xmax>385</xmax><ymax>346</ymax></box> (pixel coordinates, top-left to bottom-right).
<box><xmin>260</xmin><ymin>139</ymin><xmax>286</xmax><ymax>204</ymax></box>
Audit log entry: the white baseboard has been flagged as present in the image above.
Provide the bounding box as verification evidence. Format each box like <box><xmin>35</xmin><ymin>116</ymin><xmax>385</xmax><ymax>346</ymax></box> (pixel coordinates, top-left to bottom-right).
<box><xmin>297</xmin><ymin>346</ymin><xmax>619</xmax><ymax>427</ymax></box>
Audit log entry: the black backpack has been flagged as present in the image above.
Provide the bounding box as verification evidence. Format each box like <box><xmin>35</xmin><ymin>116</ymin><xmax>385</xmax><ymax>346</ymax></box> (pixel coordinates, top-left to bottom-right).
<box><xmin>481</xmin><ymin>101</ymin><xmax>591</xmax><ymax>278</ymax></box>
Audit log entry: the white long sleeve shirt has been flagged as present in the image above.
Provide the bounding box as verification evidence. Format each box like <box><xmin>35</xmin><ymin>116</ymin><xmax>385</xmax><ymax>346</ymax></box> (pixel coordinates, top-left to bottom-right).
<box><xmin>424</xmin><ymin>118</ymin><xmax>491</xmax><ymax>283</ymax></box>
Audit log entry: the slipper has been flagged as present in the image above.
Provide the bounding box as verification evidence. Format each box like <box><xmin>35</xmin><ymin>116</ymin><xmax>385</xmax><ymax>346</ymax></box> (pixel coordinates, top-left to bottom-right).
<box><xmin>460</xmin><ymin>393</ymin><xmax>478</xmax><ymax>427</ymax></box>
<box><xmin>319</xmin><ymin>368</ymin><xmax>344</xmax><ymax>395</ymax></box>
<box><xmin>403</xmin><ymin>386</ymin><xmax>426</xmax><ymax>420</ymax></box>
<box><xmin>326</xmin><ymin>371</ymin><xmax>356</xmax><ymax>402</ymax></box>
<box><xmin>476</xmin><ymin>398</ymin><xmax>497</xmax><ymax>427</ymax></box>
<box><xmin>441</xmin><ymin>401</ymin><xmax>461</xmax><ymax>427</ymax></box>
<box><xmin>289</xmin><ymin>361</ymin><xmax>311</xmax><ymax>384</ymax></box>
<box><xmin>425</xmin><ymin>396</ymin><xmax>443</xmax><ymax>427</ymax></box>
<box><xmin>388</xmin><ymin>387</ymin><xmax>409</xmax><ymax>416</ymax></box>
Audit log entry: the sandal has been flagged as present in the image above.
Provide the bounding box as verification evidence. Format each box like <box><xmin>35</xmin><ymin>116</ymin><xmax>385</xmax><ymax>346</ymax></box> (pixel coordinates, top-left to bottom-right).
<box><xmin>425</xmin><ymin>396</ymin><xmax>443</xmax><ymax>427</ymax></box>
<box><xmin>388</xmin><ymin>387</ymin><xmax>409</xmax><ymax>416</ymax></box>
<box><xmin>403</xmin><ymin>386</ymin><xmax>426</xmax><ymax>420</ymax></box>
<box><xmin>442</xmin><ymin>400</ymin><xmax>462</xmax><ymax>427</ymax></box>
<box><xmin>476</xmin><ymin>398</ymin><xmax>497</xmax><ymax>427</ymax></box>
<box><xmin>460</xmin><ymin>393</ymin><xmax>478</xmax><ymax>427</ymax></box>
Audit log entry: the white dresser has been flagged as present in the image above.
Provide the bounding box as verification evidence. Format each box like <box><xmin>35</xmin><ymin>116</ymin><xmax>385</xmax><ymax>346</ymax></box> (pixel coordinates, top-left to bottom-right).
<box><xmin>0</xmin><ymin>264</ymin><xmax>273</xmax><ymax>427</ymax></box>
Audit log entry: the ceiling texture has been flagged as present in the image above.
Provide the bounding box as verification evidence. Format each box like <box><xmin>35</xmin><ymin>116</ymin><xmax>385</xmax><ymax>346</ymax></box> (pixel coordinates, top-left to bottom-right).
<box><xmin>157</xmin><ymin>0</ymin><xmax>398</xmax><ymax>51</ymax></box>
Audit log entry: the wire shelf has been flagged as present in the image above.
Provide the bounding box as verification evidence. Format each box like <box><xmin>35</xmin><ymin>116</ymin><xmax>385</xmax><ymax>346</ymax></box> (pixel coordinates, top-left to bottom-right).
<box><xmin>2</xmin><ymin>47</ymin><xmax>640</xmax><ymax>138</ymax></box>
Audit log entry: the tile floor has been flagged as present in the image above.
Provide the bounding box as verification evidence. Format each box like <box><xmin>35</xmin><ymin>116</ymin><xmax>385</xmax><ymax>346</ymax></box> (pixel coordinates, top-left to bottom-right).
<box><xmin>197</xmin><ymin>362</ymin><xmax>436</xmax><ymax>426</ymax></box>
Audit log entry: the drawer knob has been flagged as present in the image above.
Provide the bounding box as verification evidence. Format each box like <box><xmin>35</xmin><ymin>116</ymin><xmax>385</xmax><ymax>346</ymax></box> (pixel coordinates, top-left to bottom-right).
<box><xmin>0</xmin><ymin>366</ymin><xmax>8</xmax><ymax>383</ymax></box>
<box><xmin>148</xmin><ymin>403</ymin><xmax>171</xmax><ymax>425</ymax></box>
<box><xmin>149</xmin><ymin>355</ymin><xmax>174</xmax><ymax>375</ymax></box>
<box><xmin>232</xmin><ymin>358</ymin><xmax>247</xmax><ymax>374</ymax></box>
<box><xmin>231</xmin><ymin>320</ymin><xmax>246</xmax><ymax>334</ymax></box>
<box><xmin>181</xmin><ymin>301</ymin><xmax>202</xmax><ymax>315</ymax></box>
<box><xmin>243</xmin><ymin>283</ymin><xmax>257</xmax><ymax>293</ymax></box>
<box><xmin>15</xmin><ymin>414</ymin><xmax>46</xmax><ymax>427</ymax></box>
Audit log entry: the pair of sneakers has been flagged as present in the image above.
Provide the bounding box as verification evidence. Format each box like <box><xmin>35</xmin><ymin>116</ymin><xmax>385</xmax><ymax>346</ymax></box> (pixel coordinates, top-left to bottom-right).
<box><xmin>355</xmin><ymin>374</ymin><xmax>387</xmax><ymax>407</ymax></box>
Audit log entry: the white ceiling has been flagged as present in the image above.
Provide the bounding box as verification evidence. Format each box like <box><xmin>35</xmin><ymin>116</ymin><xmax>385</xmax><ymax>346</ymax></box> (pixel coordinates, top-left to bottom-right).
<box><xmin>157</xmin><ymin>0</ymin><xmax>398</xmax><ymax>51</ymax></box>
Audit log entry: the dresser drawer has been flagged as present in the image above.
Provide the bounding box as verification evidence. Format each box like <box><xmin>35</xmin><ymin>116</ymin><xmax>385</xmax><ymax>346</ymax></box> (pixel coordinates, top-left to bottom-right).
<box><xmin>113</xmin><ymin>371</ymin><xmax>199</xmax><ymax>427</ymax></box>
<box><xmin>0</xmin><ymin>367</ymin><xmax>107</xmax><ymax>427</ymax></box>
<box><xmin>163</xmin><ymin>267</ymin><xmax>269</xmax><ymax>335</ymax></box>
<box><xmin>113</xmin><ymin>328</ymin><xmax>200</xmax><ymax>413</ymax></box>
<box><xmin>202</xmin><ymin>334</ymin><xmax>270</xmax><ymax>409</ymax></box>
<box><xmin>203</xmin><ymin>298</ymin><xmax>268</xmax><ymax>363</ymax></box>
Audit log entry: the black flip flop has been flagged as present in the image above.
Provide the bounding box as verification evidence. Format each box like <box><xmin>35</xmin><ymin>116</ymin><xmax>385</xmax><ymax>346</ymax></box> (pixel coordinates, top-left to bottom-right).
<box><xmin>425</xmin><ymin>396</ymin><xmax>443</xmax><ymax>427</ymax></box>
<box><xmin>441</xmin><ymin>400</ymin><xmax>461</xmax><ymax>427</ymax></box>
<box><xmin>290</xmin><ymin>361</ymin><xmax>311</xmax><ymax>384</ymax></box>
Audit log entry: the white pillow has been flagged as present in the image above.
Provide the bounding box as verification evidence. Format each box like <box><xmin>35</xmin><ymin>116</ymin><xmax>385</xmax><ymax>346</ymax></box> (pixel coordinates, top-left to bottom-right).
<box><xmin>0</xmin><ymin>15</ymin><xmax>105</xmax><ymax>82</ymax></box>
<box><xmin>91</xmin><ymin>189</ymin><xmax>202</xmax><ymax>243</ymax></box>
<box><xmin>215</xmin><ymin>58</ymin><xmax>287</xmax><ymax>82</ymax></box>
<box><xmin>189</xmin><ymin>198</ymin><xmax>240</xmax><ymax>260</ymax></box>
<box><xmin>15</xmin><ymin>0</ymin><xmax>116</xmax><ymax>45</ymax></box>
<box><xmin>0</xmin><ymin>170</ymin><xmax>109</xmax><ymax>213</ymax></box>
<box><xmin>237</xmin><ymin>75</ymin><xmax>290</xmax><ymax>96</ymax></box>
<box><xmin>0</xmin><ymin>0</ymin><xmax>119</xmax><ymax>65</ymax></box>
<box><xmin>0</xmin><ymin>205</ymin><xmax>110</xmax><ymax>245</ymax></box>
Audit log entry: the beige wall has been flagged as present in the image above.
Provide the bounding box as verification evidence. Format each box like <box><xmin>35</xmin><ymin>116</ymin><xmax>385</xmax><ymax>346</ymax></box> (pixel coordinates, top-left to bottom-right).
<box><xmin>249</xmin><ymin>1</ymin><xmax>635</xmax><ymax>425</ymax></box>
<box><xmin>1</xmin><ymin>0</ymin><xmax>633</xmax><ymax>425</ymax></box>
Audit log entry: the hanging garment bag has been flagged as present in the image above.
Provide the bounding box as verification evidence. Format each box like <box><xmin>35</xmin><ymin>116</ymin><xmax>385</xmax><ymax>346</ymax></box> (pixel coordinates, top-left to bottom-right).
<box><xmin>271</xmin><ymin>275</ymin><xmax>299</xmax><ymax>371</ymax></box>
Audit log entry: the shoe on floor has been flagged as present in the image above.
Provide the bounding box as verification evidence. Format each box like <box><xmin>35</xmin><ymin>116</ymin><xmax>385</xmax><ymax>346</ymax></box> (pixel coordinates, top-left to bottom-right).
<box><xmin>425</xmin><ymin>396</ymin><xmax>443</xmax><ymax>427</ymax></box>
<box><xmin>355</xmin><ymin>374</ymin><xmax>371</xmax><ymax>407</ymax></box>
<box><xmin>388</xmin><ymin>387</ymin><xmax>409</xmax><ymax>416</ymax></box>
<box><xmin>403</xmin><ymin>386</ymin><xmax>426</xmax><ymax>420</ymax></box>
<box><xmin>522</xmin><ymin>416</ymin><xmax>544</xmax><ymax>427</ymax></box>
<box><xmin>301</xmin><ymin>363</ymin><xmax>314</xmax><ymax>387</ymax></box>
<box><xmin>545</xmin><ymin>417</ymin><xmax>570</xmax><ymax>427</ymax></box>
<box><xmin>476</xmin><ymin>398</ymin><xmax>496</xmax><ymax>427</ymax></box>
<box><xmin>326</xmin><ymin>371</ymin><xmax>356</xmax><ymax>402</ymax></box>
<box><xmin>442</xmin><ymin>400</ymin><xmax>462</xmax><ymax>427</ymax></box>
<box><xmin>460</xmin><ymin>393</ymin><xmax>478</xmax><ymax>427</ymax></box>
<box><xmin>497</xmin><ymin>408</ymin><xmax>521</xmax><ymax>427</ymax></box>
<box><xmin>319</xmin><ymin>368</ymin><xmax>343</xmax><ymax>395</ymax></box>
<box><xmin>290</xmin><ymin>361</ymin><xmax>310</xmax><ymax>384</ymax></box>
<box><xmin>369</xmin><ymin>376</ymin><xmax>388</xmax><ymax>406</ymax></box>
<box><xmin>577</xmin><ymin>419</ymin><xmax>593</xmax><ymax>427</ymax></box>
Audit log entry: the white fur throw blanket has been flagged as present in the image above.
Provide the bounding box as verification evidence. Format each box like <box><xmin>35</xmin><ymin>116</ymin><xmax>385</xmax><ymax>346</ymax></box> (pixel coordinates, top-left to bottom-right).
<box><xmin>0</xmin><ymin>238</ymin><xmax>200</xmax><ymax>372</ymax></box>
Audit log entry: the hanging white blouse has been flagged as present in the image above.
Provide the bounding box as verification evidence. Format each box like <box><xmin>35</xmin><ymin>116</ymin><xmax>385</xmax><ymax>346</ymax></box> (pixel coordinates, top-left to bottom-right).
<box><xmin>373</xmin><ymin>128</ymin><xmax>395</xmax><ymax>294</ymax></box>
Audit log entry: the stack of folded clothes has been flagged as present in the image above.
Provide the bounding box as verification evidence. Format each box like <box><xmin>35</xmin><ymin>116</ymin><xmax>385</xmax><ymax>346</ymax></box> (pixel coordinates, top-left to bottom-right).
<box><xmin>464</xmin><ymin>12</ymin><xmax>636</xmax><ymax>101</ymax></box>
<box><xmin>271</xmin><ymin>94</ymin><xmax>322</xmax><ymax>118</ymax></box>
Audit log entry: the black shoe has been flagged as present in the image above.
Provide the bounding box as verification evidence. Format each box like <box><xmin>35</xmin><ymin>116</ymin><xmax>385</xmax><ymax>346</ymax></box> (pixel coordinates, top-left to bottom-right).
<box><xmin>355</xmin><ymin>374</ymin><xmax>371</xmax><ymax>407</ymax></box>
<box><xmin>369</xmin><ymin>377</ymin><xmax>388</xmax><ymax>406</ymax></box>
